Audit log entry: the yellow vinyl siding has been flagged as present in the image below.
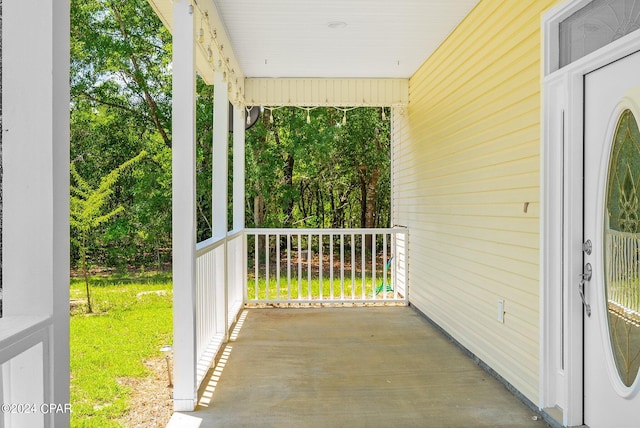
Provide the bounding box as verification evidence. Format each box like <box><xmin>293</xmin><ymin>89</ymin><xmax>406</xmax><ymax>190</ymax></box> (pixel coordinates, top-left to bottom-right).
<box><xmin>393</xmin><ymin>0</ymin><xmax>561</xmax><ymax>403</ymax></box>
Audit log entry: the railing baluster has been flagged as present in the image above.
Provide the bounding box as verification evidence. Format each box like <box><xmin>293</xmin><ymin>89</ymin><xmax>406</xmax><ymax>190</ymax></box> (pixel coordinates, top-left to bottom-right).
<box><xmin>634</xmin><ymin>235</ymin><xmax>637</xmax><ymax>310</ymax></box>
<box><xmin>287</xmin><ymin>233</ymin><xmax>292</xmax><ymax>301</ymax></box>
<box><xmin>619</xmin><ymin>234</ymin><xmax>623</xmax><ymax>306</ymax></box>
<box><xmin>616</xmin><ymin>234</ymin><xmax>620</xmax><ymax>305</ymax></box>
<box><xmin>631</xmin><ymin>235</ymin><xmax>640</xmax><ymax>312</ymax></box>
<box><xmin>383</xmin><ymin>233</ymin><xmax>388</xmax><ymax>299</ymax></box>
<box><xmin>330</xmin><ymin>234</ymin><xmax>334</xmax><ymax>299</ymax></box>
<box><xmin>298</xmin><ymin>234</ymin><xmax>302</xmax><ymax>299</ymax></box>
<box><xmin>308</xmin><ymin>233</ymin><xmax>312</xmax><ymax>300</ymax></box>
<box><xmin>372</xmin><ymin>233</ymin><xmax>377</xmax><ymax>300</ymax></box>
<box><xmin>276</xmin><ymin>233</ymin><xmax>281</xmax><ymax>301</ymax></box>
<box><xmin>254</xmin><ymin>233</ymin><xmax>258</xmax><ymax>300</ymax></box>
<box><xmin>351</xmin><ymin>233</ymin><xmax>355</xmax><ymax>300</ymax></box>
<box><xmin>340</xmin><ymin>233</ymin><xmax>345</xmax><ymax>299</ymax></box>
<box><xmin>266</xmin><ymin>233</ymin><xmax>270</xmax><ymax>301</ymax></box>
<box><xmin>616</xmin><ymin>234</ymin><xmax>619</xmax><ymax>305</ymax></box>
<box><xmin>319</xmin><ymin>233</ymin><xmax>323</xmax><ymax>300</ymax></box>
<box><xmin>608</xmin><ymin>232</ymin><xmax>612</xmax><ymax>303</ymax></box>
<box><xmin>632</xmin><ymin>234</ymin><xmax>634</xmax><ymax>310</ymax></box>
<box><xmin>393</xmin><ymin>232</ymin><xmax>399</xmax><ymax>300</ymax></box>
<box><xmin>622</xmin><ymin>235</ymin><xmax>626</xmax><ymax>306</ymax></box>
<box><xmin>637</xmin><ymin>233</ymin><xmax>640</xmax><ymax>312</ymax></box>
<box><xmin>361</xmin><ymin>233</ymin><xmax>366</xmax><ymax>300</ymax></box>
<box><xmin>625</xmin><ymin>235</ymin><xmax>628</xmax><ymax>308</ymax></box>
<box><xmin>627</xmin><ymin>237</ymin><xmax>638</xmax><ymax>310</ymax></box>
<box><xmin>634</xmin><ymin>235</ymin><xmax>636</xmax><ymax>310</ymax></box>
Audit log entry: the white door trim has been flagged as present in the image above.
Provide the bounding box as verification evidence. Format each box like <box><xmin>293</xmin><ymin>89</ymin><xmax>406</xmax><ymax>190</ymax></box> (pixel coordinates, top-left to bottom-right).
<box><xmin>542</xmin><ymin>2</ymin><xmax>640</xmax><ymax>426</ymax></box>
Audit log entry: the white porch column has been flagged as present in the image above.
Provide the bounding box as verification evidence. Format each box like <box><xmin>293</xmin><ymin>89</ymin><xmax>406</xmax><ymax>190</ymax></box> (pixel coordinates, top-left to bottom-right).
<box><xmin>51</xmin><ymin>3</ymin><xmax>71</xmax><ymax>421</ymax></box>
<box><xmin>212</xmin><ymin>72</ymin><xmax>229</xmax><ymax>239</ymax></box>
<box><xmin>233</xmin><ymin>106</ymin><xmax>245</xmax><ymax>230</ymax></box>
<box><xmin>212</xmin><ymin>72</ymin><xmax>229</xmax><ymax>337</ymax></box>
<box><xmin>3</xmin><ymin>0</ymin><xmax>70</xmax><ymax>426</ymax></box>
<box><xmin>171</xmin><ymin>0</ymin><xmax>197</xmax><ymax>412</ymax></box>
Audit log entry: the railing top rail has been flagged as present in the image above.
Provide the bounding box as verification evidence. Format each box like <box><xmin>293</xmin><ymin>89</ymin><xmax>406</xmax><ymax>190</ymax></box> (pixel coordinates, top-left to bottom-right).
<box><xmin>245</xmin><ymin>227</ymin><xmax>406</xmax><ymax>235</ymax></box>
<box><xmin>607</xmin><ymin>228</ymin><xmax>640</xmax><ymax>239</ymax></box>
<box><xmin>0</xmin><ymin>315</ymin><xmax>52</xmax><ymax>363</ymax></box>
<box><xmin>227</xmin><ymin>229</ymin><xmax>245</xmax><ymax>241</ymax></box>
<box><xmin>196</xmin><ymin>236</ymin><xmax>226</xmax><ymax>257</ymax></box>
<box><xmin>196</xmin><ymin>229</ymin><xmax>249</xmax><ymax>257</ymax></box>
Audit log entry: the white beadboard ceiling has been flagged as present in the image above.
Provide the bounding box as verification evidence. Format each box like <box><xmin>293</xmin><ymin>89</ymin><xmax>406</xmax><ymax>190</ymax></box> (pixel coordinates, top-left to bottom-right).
<box><xmin>213</xmin><ymin>0</ymin><xmax>480</xmax><ymax>78</ymax></box>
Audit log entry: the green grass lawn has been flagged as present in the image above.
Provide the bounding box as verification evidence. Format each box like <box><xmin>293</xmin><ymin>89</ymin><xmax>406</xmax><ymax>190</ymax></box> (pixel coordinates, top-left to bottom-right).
<box><xmin>247</xmin><ymin>273</ymin><xmax>395</xmax><ymax>301</ymax></box>
<box><xmin>70</xmin><ymin>272</ymin><xmax>172</xmax><ymax>427</ymax></box>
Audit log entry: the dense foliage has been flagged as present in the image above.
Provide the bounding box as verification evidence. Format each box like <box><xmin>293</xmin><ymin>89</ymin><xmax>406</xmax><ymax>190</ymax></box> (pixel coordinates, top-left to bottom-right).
<box><xmin>70</xmin><ymin>0</ymin><xmax>390</xmax><ymax>271</ymax></box>
<box><xmin>71</xmin><ymin>0</ymin><xmax>174</xmax><ymax>269</ymax></box>
<box><xmin>245</xmin><ymin>107</ymin><xmax>390</xmax><ymax>230</ymax></box>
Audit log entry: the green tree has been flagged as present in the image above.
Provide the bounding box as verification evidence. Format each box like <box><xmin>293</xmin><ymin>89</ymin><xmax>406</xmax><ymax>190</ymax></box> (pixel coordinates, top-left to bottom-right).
<box><xmin>70</xmin><ymin>151</ymin><xmax>146</xmax><ymax>312</ymax></box>
<box><xmin>71</xmin><ymin>0</ymin><xmax>172</xmax><ymax>146</ymax></box>
<box><xmin>69</xmin><ymin>1</ymin><xmax>391</xmax><ymax>272</ymax></box>
<box><xmin>70</xmin><ymin>0</ymin><xmax>219</xmax><ymax>265</ymax></box>
<box><xmin>336</xmin><ymin>107</ymin><xmax>391</xmax><ymax>230</ymax></box>
<box><xmin>245</xmin><ymin>107</ymin><xmax>390</xmax><ymax>231</ymax></box>
<box><xmin>70</xmin><ymin>0</ymin><xmax>175</xmax><ymax>269</ymax></box>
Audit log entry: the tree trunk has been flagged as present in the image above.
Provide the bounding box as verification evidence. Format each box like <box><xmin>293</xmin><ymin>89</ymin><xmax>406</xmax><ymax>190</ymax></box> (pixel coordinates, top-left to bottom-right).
<box><xmin>331</xmin><ymin>189</ymin><xmax>348</xmax><ymax>229</ymax></box>
<box><xmin>111</xmin><ymin>6</ymin><xmax>170</xmax><ymax>147</ymax></box>
<box><xmin>254</xmin><ymin>194</ymin><xmax>265</xmax><ymax>227</ymax></box>
<box><xmin>338</xmin><ymin>191</ymin><xmax>349</xmax><ymax>229</ymax></box>
<box><xmin>315</xmin><ymin>187</ymin><xmax>324</xmax><ymax>227</ymax></box>
<box><xmin>283</xmin><ymin>154</ymin><xmax>295</xmax><ymax>226</ymax></box>
<box><xmin>330</xmin><ymin>190</ymin><xmax>336</xmax><ymax>227</ymax></box>
<box><xmin>359</xmin><ymin>169</ymin><xmax>367</xmax><ymax>229</ymax></box>
<box><xmin>358</xmin><ymin>165</ymin><xmax>380</xmax><ymax>252</ymax></box>
<box><xmin>299</xmin><ymin>181</ymin><xmax>308</xmax><ymax>219</ymax></box>
<box><xmin>81</xmin><ymin>234</ymin><xmax>93</xmax><ymax>313</ymax></box>
<box><xmin>254</xmin><ymin>194</ymin><xmax>266</xmax><ymax>260</ymax></box>
<box><xmin>364</xmin><ymin>168</ymin><xmax>380</xmax><ymax>229</ymax></box>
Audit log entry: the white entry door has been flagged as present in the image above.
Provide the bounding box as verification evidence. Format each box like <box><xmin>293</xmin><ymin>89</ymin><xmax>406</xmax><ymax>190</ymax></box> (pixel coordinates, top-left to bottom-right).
<box><xmin>584</xmin><ymin>50</ymin><xmax>640</xmax><ymax>428</ymax></box>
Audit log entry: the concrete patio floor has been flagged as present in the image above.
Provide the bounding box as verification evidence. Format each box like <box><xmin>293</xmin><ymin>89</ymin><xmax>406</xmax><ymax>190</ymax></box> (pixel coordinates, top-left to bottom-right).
<box><xmin>169</xmin><ymin>307</ymin><xmax>549</xmax><ymax>427</ymax></box>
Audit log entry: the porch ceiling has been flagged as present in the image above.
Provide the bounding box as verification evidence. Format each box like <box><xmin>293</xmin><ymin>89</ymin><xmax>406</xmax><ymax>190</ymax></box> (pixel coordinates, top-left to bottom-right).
<box><xmin>151</xmin><ymin>0</ymin><xmax>480</xmax><ymax>79</ymax></box>
<box><xmin>216</xmin><ymin>0</ymin><xmax>479</xmax><ymax>78</ymax></box>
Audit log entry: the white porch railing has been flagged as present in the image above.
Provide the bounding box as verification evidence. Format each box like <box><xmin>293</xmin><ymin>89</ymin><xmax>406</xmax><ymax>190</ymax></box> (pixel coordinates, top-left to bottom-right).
<box><xmin>0</xmin><ymin>316</ymin><xmax>54</xmax><ymax>428</ymax></box>
<box><xmin>182</xmin><ymin>227</ymin><xmax>408</xmax><ymax>409</ymax></box>
<box><xmin>605</xmin><ymin>228</ymin><xmax>640</xmax><ymax>320</ymax></box>
<box><xmin>194</xmin><ymin>231</ymin><xmax>245</xmax><ymax>388</ymax></box>
<box><xmin>245</xmin><ymin>228</ymin><xmax>408</xmax><ymax>305</ymax></box>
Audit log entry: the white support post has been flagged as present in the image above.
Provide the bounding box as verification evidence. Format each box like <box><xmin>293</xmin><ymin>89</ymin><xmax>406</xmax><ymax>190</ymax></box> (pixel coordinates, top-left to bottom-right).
<box><xmin>233</xmin><ymin>106</ymin><xmax>245</xmax><ymax>231</ymax></box>
<box><xmin>171</xmin><ymin>0</ymin><xmax>197</xmax><ymax>412</ymax></box>
<box><xmin>212</xmin><ymin>72</ymin><xmax>229</xmax><ymax>239</ymax></box>
<box><xmin>212</xmin><ymin>72</ymin><xmax>229</xmax><ymax>338</ymax></box>
<box><xmin>3</xmin><ymin>1</ymin><xmax>70</xmax><ymax>425</ymax></box>
<box><xmin>232</xmin><ymin>105</ymin><xmax>246</xmax><ymax>306</ymax></box>
<box><xmin>51</xmin><ymin>2</ymin><xmax>71</xmax><ymax>422</ymax></box>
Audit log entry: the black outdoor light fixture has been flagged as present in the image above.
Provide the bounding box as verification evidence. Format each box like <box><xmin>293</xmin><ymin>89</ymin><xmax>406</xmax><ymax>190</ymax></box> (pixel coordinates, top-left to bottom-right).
<box><xmin>229</xmin><ymin>102</ymin><xmax>261</xmax><ymax>131</ymax></box>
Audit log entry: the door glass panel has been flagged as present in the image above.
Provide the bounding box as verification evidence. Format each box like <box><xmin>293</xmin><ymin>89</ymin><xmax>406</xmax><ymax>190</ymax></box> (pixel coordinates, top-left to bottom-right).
<box><xmin>560</xmin><ymin>0</ymin><xmax>640</xmax><ymax>67</ymax></box>
<box><xmin>604</xmin><ymin>109</ymin><xmax>640</xmax><ymax>387</ymax></box>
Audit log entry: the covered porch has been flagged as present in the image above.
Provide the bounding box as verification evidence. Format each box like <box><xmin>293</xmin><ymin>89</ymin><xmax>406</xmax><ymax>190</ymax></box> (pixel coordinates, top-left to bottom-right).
<box><xmin>159</xmin><ymin>0</ymin><xmax>420</xmax><ymax>412</ymax></box>
<box><xmin>6</xmin><ymin>0</ymin><xmax>640</xmax><ymax>426</ymax></box>
<box><xmin>148</xmin><ymin>0</ymin><xmax>558</xmax><ymax>424</ymax></box>
<box><xmin>169</xmin><ymin>307</ymin><xmax>545</xmax><ymax>427</ymax></box>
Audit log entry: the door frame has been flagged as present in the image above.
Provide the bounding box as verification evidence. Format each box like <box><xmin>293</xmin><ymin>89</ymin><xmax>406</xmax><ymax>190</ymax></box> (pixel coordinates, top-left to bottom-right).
<box><xmin>542</xmin><ymin>2</ymin><xmax>640</xmax><ymax>426</ymax></box>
